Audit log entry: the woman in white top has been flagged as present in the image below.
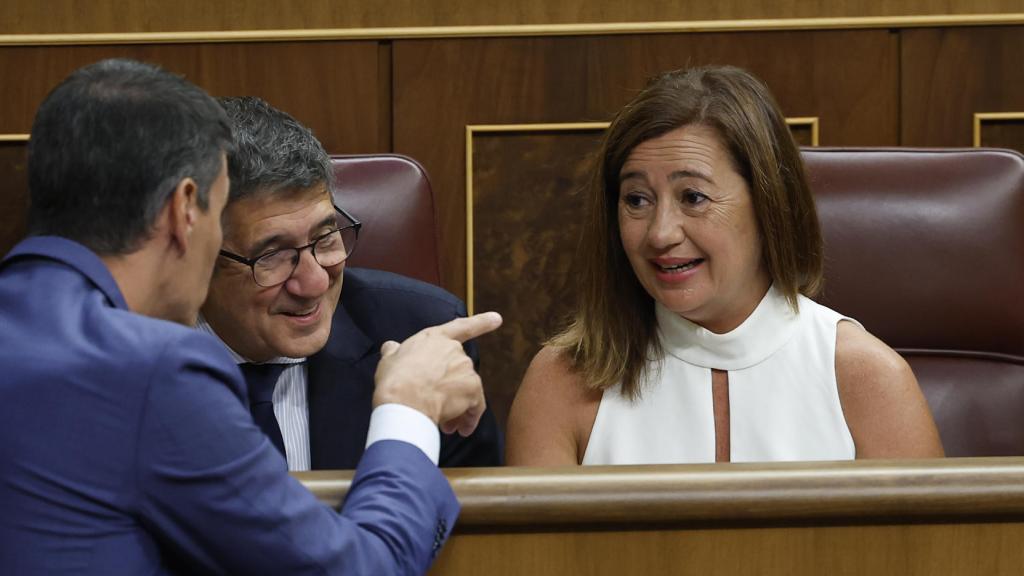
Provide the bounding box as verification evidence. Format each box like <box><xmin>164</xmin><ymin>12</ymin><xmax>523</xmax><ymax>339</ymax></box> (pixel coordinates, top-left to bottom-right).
<box><xmin>506</xmin><ymin>66</ymin><xmax>943</xmax><ymax>465</ymax></box>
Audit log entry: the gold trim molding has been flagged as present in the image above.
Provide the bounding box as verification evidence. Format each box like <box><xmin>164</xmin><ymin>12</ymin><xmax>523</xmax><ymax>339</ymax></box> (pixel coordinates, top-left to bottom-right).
<box><xmin>786</xmin><ymin>117</ymin><xmax>820</xmax><ymax>147</ymax></box>
<box><xmin>973</xmin><ymin>112</ymin><xmax>1024</xmax><ymax>147</ymax></box>
<box><xmin>0</xmin><ymin>134</ymin><xmax>30</xmax><ymax>142</ymax></box>
<box><xmin>2</xmin><ymin>14</ymin><xmax>1023</xmax><ymax>46</ymax></box>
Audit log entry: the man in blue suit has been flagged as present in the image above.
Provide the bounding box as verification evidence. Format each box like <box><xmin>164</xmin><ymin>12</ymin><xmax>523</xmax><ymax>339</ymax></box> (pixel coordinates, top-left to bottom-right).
<box><xmin>198</xmin><ymin>97</ymin><xmax>501</xmax><ymax>471</ymax></box>
<box><xmin>0</xmin><ymin>58</ymin><xmax>501</xmax><ymax>575</ymax></box>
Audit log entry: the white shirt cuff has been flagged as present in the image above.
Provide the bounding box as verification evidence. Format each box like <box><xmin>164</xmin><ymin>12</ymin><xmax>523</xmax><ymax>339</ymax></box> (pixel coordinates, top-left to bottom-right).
<box><xmin>365</xmin><ymin>403</ymin><xmax>440</xmax><ymax>466</ymax></box>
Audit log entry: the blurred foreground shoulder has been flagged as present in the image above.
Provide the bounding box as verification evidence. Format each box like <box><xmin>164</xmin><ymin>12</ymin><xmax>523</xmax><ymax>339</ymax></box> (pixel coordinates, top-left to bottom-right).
<box><xmin>835</xmin><ymin>320</ymin><xmax>944</xmax><ymax>458</ymax></box>
<box><xmin>505</xmin><ymin>346</ymin><xmax>602</xmax><ymax>466</ymax></box>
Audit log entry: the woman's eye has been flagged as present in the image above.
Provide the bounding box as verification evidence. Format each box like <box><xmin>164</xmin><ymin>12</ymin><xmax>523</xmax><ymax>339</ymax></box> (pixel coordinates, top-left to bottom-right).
<box><xmin>682</xmin><ymin>190</ymin><xmax>709</xmax><ymax>206</ymax></box>
<box><xmin>622</xmin><ymin>192</ymin><xmax>650</xmax><ymax>208</ymax></box>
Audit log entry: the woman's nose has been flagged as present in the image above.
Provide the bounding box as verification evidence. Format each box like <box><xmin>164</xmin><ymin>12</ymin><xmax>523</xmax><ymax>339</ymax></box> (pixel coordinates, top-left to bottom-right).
<box><xmin>646</xmin><ymin>206</ymin><xmax>686</xmax><ymax>249</ymax></box>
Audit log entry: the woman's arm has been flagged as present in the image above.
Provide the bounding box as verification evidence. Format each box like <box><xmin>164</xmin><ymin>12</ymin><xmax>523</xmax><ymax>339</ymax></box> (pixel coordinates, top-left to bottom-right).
<box><xmin>835</xmin><ymin>321</ymin><xmax>945</xmax><ymax>458</ymax></box>
<box><xmin>505</xmin><ymin>346</ymin><xmax>602</xmax><ymax>466</ymax></box>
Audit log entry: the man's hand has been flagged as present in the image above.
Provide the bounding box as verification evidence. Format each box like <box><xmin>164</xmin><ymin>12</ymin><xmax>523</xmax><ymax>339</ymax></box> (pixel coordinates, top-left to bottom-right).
<box><xmin>373</xmin><ymin>312</ymin><xmax>502</xmax><ymax>437</ymax></box>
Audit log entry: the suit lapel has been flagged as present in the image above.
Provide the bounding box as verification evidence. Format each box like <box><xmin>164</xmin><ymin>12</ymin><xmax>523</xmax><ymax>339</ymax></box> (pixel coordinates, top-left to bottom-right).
<box><xmin>307</xmin><ymin>303</ymin><xmax>379</xmax><ymax>470</ymax></box>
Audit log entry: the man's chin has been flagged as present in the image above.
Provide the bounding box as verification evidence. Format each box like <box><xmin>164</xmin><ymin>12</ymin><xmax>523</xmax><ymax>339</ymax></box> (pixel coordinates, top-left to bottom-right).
<box><xmin>268</xmin><ymin>321</ymin><xmax>331</xmax><ymax>358</ymax></box>
<box><xmin>268</xmin><ymin>302</ymin><xmax>335</xmax><ymax>357</ymax></box>
<box><xmin>271</xmin><ymin>335</ymin><xmax>328</xmax><ymax>359</ymax></box>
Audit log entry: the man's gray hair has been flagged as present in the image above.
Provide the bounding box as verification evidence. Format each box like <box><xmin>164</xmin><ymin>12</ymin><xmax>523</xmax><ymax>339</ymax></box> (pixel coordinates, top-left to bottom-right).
<box><xmin>217</xmin><ymin>96</ymin><xmax>333</xmax><ymax>203</ymax></box>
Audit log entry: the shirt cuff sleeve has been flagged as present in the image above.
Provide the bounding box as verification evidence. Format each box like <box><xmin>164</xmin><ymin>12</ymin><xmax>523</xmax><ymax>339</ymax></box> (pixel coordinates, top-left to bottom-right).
<box><xmin>365</xmin><ymin>403</ymin><xmax>441</xmax><ymax>466</ymax></box>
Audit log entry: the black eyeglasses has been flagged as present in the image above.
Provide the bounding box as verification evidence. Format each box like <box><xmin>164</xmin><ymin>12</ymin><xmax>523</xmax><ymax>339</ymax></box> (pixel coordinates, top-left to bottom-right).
<box><xmin>218</xmin><ymin>205</ymin><xmax>361</xmax><ymax>288</ymax></box>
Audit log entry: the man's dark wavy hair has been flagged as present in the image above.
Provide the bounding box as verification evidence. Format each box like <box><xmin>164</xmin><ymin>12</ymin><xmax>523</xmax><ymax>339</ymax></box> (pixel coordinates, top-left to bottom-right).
<box><xmin>27</xmin><ymin>58</ymin><xmax>233</xmax><ymax>254</ymax></box>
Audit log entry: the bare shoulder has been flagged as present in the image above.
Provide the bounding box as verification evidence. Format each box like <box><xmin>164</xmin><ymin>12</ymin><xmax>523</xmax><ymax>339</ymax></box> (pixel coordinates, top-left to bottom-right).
<box><xmin>524</xmin><ymin>346</ymin><xmax>580</xmax><ymax>385</ymax></box>
<box><xmin>835</xmin><ymin>321</ymin><xmax>910</xmax><ymax>387</ymax></box>
<box><xmin>835</xmin><ymin>321</ymin><xmax>944</xmax><ymax>458</ymax></box>
<box><xmin>505</xmin><ymin>345</ymin><xmax>602</xmax><ymax>466</ymax></box>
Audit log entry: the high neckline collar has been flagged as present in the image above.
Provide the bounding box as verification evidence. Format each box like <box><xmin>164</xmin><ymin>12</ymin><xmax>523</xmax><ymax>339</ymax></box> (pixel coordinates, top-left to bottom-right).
<box><xmin>655</xmin><ymin>285</ymin><xmax>799</xmax><ymax>370</ymax></box>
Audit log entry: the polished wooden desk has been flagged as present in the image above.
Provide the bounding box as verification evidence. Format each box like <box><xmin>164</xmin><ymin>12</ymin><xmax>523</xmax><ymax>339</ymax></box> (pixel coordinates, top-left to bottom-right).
<box><xmin>296</xmin><ymin>458</ymin><xmax>1024</xmax><ymax>575</ymax></box>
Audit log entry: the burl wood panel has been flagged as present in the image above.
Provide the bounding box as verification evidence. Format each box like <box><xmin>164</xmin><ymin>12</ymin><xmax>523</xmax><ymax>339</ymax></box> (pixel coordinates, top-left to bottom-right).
<box><xmin>471</xmin><ymin>130</ymin><xmax>602</xmax><ymax>428</ymax></box>
<box><xmin>0</xmin><ymin>142</ymin><xmax>29</xmax><ymax>257</ymax></box>
<box><xmin>902</xmin><ymin>26</ymin><xmax>1024</xmax><ymax>150</ymax></box>
<box><xmin>0</xmin><ymin>42</ymin><xmax>383</xmax><ymax>257</ymax></box>
<box><xmin>789</xmin><ymin>123</ymin><xmax>816</xmax><ymax>147</ymax></box>
<box><xmin>393</xmin><ymin>30</ymin><xmax>899</xmax><ymax>301</ymax></box>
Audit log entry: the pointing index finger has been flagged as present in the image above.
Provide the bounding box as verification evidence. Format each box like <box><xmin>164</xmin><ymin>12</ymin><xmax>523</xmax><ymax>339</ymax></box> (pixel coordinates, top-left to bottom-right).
<box><xmin>435</xmin><ymin>312</ymin><xmax>503</xmax><ymax>343</ymax></box>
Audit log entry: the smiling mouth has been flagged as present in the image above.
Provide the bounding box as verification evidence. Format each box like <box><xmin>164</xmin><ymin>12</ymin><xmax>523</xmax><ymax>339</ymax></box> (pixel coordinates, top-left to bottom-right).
<box><xmin>281</xmin><ymin>302</ymin><xmax>320</xmax><ymax>318</ymax></box>
<box><xmin>656</xmin><ymin>259</ymin><xmax>704</xmax><ymax>273</ymax></box>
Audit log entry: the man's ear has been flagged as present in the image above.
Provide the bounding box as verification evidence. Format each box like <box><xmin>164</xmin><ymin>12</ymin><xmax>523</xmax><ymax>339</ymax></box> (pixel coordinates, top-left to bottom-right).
<box><xmin>167</xmin><ymin>177</ymin><xmax>200</xmax><ymax>254</ymax></box>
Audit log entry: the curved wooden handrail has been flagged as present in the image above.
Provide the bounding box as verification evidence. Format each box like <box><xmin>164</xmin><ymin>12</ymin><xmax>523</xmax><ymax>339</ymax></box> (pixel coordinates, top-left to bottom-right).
<box><xmin>296</xmin><ymin>456</ymin><xmax>1024</xmax><ymax>527</ymax></box>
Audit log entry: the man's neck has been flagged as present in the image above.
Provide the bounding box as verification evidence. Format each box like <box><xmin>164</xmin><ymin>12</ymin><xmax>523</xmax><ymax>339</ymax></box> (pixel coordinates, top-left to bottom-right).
<box><xmin>101</xmin><ymin>240</ymin><xmax>196</xmax><ymax>326</ymax></box>
<box><xmin>194</xmin><ymin>314</ymin><xmax>249</xmax><ymax>363</ymax></box>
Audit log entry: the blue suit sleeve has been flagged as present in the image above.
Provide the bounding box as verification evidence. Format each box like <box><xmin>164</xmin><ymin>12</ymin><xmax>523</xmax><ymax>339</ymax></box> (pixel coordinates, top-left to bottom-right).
<box><xmin>134</xmin><ymin>333</ymin><xmax>458</xmax><ymax>575</ymax></box>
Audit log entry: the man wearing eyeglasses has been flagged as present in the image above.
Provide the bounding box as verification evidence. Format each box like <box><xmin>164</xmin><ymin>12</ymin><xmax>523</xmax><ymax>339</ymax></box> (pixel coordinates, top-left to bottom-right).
<box><xmin>199</xmin><ymin>97</ymin><xmax>502</xmax><ymax>471</ymax></box>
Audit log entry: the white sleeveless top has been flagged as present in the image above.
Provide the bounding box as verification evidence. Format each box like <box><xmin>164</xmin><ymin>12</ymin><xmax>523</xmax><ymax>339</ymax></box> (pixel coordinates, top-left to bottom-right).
<box><xmin>582</xmin><ymin>286</ymin><xmax>857</xmax><ymax>465</ymax></box>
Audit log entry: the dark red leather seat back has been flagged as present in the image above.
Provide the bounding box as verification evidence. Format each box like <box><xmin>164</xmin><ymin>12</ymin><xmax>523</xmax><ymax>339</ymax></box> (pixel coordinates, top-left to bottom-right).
<box><xmin>329</xmin><ymin>154</ymin><xmax>441</xmax><ymax>286</ymax></box>
<box><xmin>804</xmin><ymin>148</ymin><xmax>1024</xmax><ymax>456</ymax></box>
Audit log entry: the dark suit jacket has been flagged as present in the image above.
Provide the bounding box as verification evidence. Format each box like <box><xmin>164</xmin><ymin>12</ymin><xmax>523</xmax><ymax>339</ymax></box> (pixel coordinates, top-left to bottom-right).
<box><xmin>0</xmin><ymin>237</ymin><xmax>457</xmax><ymax>575</ymax></box>
<box><xmin>308</xmin><ymin>267</ymin><xmax>502</xmax><ymax>469</ymax></box>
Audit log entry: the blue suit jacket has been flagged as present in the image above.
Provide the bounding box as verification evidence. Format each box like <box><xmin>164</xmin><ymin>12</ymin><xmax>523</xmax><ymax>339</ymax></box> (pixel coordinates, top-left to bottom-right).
<box><xmin>0</xmin><ymin>237</ymin><xmax>458</xmax><ymax>575</ymax></box>
<box><xmin>308</xmin><ymin>267</ymin><xmax>502</xmax><ymax>469</ymax></box>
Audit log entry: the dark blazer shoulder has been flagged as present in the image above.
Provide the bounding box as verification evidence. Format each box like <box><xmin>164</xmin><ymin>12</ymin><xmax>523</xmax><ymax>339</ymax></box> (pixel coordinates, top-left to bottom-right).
<box><xmin>340</xmin><ymin>268</ymin><xmax>467</xmax><ymax>342</ymax></box>
<box><xmin>328</xmin><ymin>267</ymin><xmax>503</xmax><ymax>467</ymax></box>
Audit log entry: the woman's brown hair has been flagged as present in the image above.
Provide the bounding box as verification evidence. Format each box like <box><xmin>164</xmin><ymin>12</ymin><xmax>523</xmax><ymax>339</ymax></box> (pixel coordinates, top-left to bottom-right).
<box><xmin>549</xmin><ymin>65</ymin><xmax>823</xmax><ymax>399</ymax></box>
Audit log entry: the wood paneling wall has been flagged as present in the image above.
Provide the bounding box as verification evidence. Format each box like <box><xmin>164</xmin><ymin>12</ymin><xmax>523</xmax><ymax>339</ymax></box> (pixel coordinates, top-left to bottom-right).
<box><xmin>2</xmin><ymin>1</ymin><xmax>1022</xmax><ymax>34</ymax></box>
<box><xmin>902</xmin><ymin>26</ymin><xmax>1024</xmax><ymax>148</ymax></box>
<box><xmin>430</xmin><ymin>525</ymin><xmax>1024</xmax><ymax>576</ymax></box>
<box><xmin>0</xmin><ymin>142</ymin><xmax>29</xmax><ymax>255</ymax></box>
<box><xmin>0</xmin><ymin>42</ymin><xmax>385</xmax><ymax>150</ymax></box>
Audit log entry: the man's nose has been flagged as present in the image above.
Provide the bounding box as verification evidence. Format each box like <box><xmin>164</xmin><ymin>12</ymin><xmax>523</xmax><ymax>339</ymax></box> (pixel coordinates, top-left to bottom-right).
<box><xmin>283</xmin><ymin>249</ymin><xmax>330</xmax><ymax>297</ymax></box>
